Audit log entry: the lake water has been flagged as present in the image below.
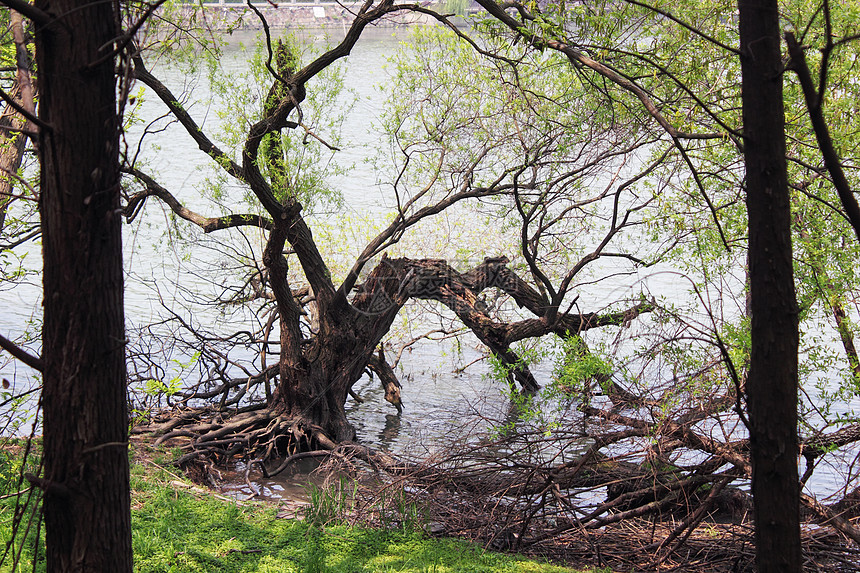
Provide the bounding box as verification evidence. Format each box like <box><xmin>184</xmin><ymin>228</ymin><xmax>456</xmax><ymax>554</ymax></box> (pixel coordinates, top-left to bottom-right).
<box><xmin>1</xmin><ymin>27</ymin><xmax>858</xmax><ymax>501</ymax></box>
<box><xmin>119</xmin><ymin>28</ymin><xmax>526</xmax><ymax>453</ymax></box>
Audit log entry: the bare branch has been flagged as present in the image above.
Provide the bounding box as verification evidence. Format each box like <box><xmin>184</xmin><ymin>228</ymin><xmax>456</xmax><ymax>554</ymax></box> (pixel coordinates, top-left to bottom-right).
<box><xmin>800</xmin><ymin>492</ymin><xmax>860</xmax><ymax>546</ymax></box>
<box><xmin>0</xmin><ymin>87</ymin><xmax>48</xmax><ymax>132</ymax></box>
<box><xmin>86</xmin><ymin>0</ymin><xmax>171</xmax><ymax>71</ymax></box>
<box><xmin>122</xmin><ymin>167</ymin><xmax>274</xmax><ymax>232</ymax></box>
<box><xmin>130</xmin><ymin>57</ymin><xmax>245</xmax><ymax>181</ymax></box>
<box><xmin>0</xmin><ymin>332</ymin><xmax>43</xmax><ymax>372</ymax></box>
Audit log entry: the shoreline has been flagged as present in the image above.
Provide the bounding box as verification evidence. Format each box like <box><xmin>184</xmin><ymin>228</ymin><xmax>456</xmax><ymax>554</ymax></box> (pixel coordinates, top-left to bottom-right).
<box><xmin>180</xmin><ymin>2</ymin><xmax>457</xmax><ymax>31</ymax></box>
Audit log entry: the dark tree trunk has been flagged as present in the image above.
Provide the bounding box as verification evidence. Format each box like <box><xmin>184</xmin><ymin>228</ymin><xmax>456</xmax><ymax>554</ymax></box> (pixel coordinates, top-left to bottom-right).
<box><xmin>261</xmin><ymin>218</ymin><xmax>364</xmax><ymax>443</ymax></box>
<box><xmin>264</xmin><ymin>226</ymin><xmax>407</xmax><ymax>444</ymax></box>
<box><xmin>35</xmin><ymin>0</ymin><xmax>132</xmax><ymax>569</ymax></box>
<box><xmin>738</xmin><ymin>1</ymin><xmax>801</xmax><ymax>571</ymax></box>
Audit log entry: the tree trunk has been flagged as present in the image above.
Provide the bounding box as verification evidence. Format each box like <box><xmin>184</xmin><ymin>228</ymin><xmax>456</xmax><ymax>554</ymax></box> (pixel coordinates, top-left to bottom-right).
<box><xmin>259</xmin><ymin>250</ymin><xmax>651</xmax><ymax>447</ymax></box>
<box><xmin>263</xmin><ymin>219</ymin><xmax>380</xmax><ymax>444</ymax></box>
<box><xmin>738</xmin><ymin>1</ymin><xmax>801</xmax><ymax>571</ymax></box>
<box><xmin>35</xmin><ymin>0</ymin><xmax>132</xmax><ymax>569</ymax></box>
<box><xmin>0</xmin><ymin>10</ymin><xmax>35</xmax><ymax>233</ymax></box>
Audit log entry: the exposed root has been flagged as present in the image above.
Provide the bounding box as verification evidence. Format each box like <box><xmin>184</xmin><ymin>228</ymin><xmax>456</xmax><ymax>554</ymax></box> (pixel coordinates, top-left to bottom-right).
<box><xmin>134</xmin><ymin>407</ymin><xmax>335</xmax><ymax>472</ymax></box>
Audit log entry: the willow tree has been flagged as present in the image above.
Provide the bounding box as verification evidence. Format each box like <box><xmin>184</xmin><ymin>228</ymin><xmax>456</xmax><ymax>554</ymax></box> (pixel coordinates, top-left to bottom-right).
<box><xmin>125</xmin><ymin>2</ymin><xmax>655</xmax><ymax>465</ymax></box>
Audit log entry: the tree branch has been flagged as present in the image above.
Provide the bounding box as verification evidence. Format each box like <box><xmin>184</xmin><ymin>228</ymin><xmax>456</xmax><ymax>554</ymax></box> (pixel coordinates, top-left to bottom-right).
<box><xmin>122</xmin><ymin>167</ymin><xmax>274</xmax><ymax>232</ymax></box>
<box><xmin>622</xmin><ymin>0</ymin><xmax>741</xmax><ymax>55</ymax></box>
<box><xmin>242</xmin><ymin>0</ymin><xmax>408</xmax><ymax>219</ymax></box>
<box><xmin>355</xmin><ymin>257</ymin><xmax>652</xmax><ymax>391</ymax></box>
<box><xmin>785</xmin><ymin>31</ymin><xmax>860</xmax><ymax>244</ymax></box>
<box><xmin>0</xmin><ymin>87</ymin><xmax>48</xmax><ymax>132</ymax></box>
<box><xmin>0</xmin><ymin>0</ymin><xmax>51</xmax><ymax>27</ymax></box>
<box><xmin>473</xmin><ymin>0</ymin><xmax>725</xmax><ymax>141</ymax></box>
<box><xmin>86</xmin><ymin>0</ymin><xmax>170</xmax><ymax>71</ymax></box>
<box><xmin>130</xmin><ymin>57</ymin><xmax>245</xmax><ymax>181</ymax></box>
<box><xmin>800</xmin><ymin>492</ymin><xmax>860</xmax><ymax>546</ymax></box>
<box><xmin>263</xmin><ymin>224</ymin><xmax>305</xmax><ymax>371</ymax></box>
<box><xmin>0</xmin><ymin>332</ymin><xmax>43</xmax><ymax>372</ymax></box>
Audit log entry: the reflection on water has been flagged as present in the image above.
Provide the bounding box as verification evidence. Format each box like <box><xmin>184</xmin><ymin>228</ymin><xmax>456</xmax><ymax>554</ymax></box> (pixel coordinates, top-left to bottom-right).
<box><xmin>219</xmin><ymin>457</ymin><xmax>323</xmax><ymax>504</ymax></box>
<box><xmin>378</xmin><ymin>413</ymin><xmax>402</xmax><ymax>448</ymax></box>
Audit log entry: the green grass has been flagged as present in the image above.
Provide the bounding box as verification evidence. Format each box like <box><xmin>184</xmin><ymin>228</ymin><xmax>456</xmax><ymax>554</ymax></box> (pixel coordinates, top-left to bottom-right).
<box><xmin>130</xmin><ymin>461</ymin><xmax>589</xmax><ymax>573</ymax></box>
<box><xmin>0</xmin><ymin>445</ymin><xmax>607</xmax><ymax>573</ymax></box>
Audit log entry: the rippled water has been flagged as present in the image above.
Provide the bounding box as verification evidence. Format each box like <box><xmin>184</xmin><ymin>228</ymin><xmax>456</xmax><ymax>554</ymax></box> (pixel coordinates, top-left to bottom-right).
<box><xmin>2</xmin><ymin>28</ymin><xmax>858</xmax><ymax>500</ymax></box>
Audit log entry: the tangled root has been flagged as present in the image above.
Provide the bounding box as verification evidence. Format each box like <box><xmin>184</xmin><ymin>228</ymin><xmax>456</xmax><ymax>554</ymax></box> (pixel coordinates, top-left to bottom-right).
<box><xmin>134</xmin><ymin>407</ymin><xmax>336</xmax><ymax>469</ymax></box>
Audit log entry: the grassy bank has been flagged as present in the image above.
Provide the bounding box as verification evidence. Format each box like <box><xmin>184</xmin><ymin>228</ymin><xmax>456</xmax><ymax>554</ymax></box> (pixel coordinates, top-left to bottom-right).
<box><xmin>0</xmin><ymin>443</ymin><xmax>605</xmax><ymax>572</ymax></box>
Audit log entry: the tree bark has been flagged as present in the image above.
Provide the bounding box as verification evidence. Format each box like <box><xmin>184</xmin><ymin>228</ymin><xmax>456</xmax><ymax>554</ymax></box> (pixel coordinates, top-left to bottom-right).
<box><xmin>738</xmin><ymin>1</ymin><xmax>801</xmax><ymax>571</ymax></box>
<box><xmin>34</xmin><ymin>0</ymin><xmax>132</xmax><ymax>569</ymax></box>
